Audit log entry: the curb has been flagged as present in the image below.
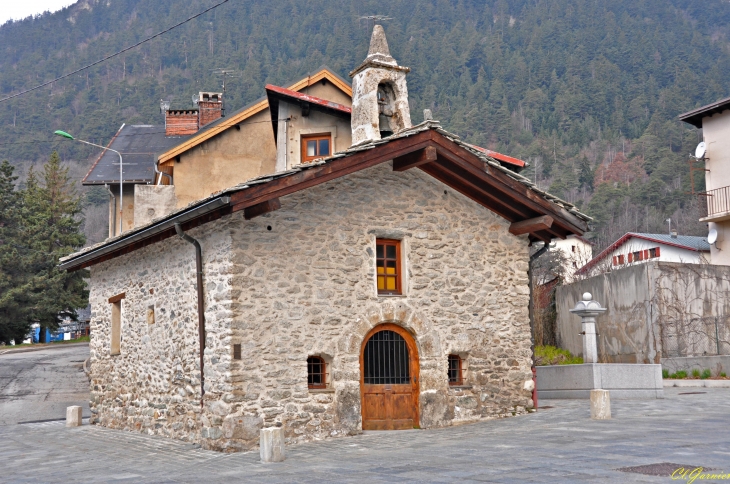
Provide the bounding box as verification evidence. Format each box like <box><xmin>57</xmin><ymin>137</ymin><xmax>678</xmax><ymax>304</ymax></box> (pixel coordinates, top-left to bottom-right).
<box><xmin>663</xmin><ymin>379</ymin><xmax>730</xmax><ymax>388</ymax></box>
<box><xmin>0</xmin><ymin>342</ymin><xmax>89</xmax><ymax>355</ymax></box>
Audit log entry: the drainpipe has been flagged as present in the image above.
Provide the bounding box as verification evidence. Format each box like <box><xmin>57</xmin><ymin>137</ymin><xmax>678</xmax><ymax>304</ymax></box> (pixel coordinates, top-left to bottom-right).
<box><xmin>155</xmin><ymin>161</ymin><xmax>173</xmax><ymax>186</ymax></box>
<box><xmin>105</xmin><ymin>184</ymin><xmax>116</xmax><ymax>238</ymax></box>
<box><xmin>174</xmin><ymin>223</ymin><xmax>205</xmax><ymax>408</ymax></box>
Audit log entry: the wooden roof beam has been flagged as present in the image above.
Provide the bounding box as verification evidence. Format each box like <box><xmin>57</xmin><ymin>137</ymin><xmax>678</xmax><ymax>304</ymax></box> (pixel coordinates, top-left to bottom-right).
<box><xmin>429</xmin><ymin>134</ymin><xmax>587</xmax><ymax>235</ymax></box>
<box><xmin>419</xmin><ymin>161</ymin><xmax>527</xmax><ymax>221</ymax></box>
<box><xmin>393</xmin><ymin>146</ymin><xmax>437</xmax><ymax>172</ymax></box>
<box><xmin>509</xmin><ymin>215</ymin><xmax>554</xmax><ymax>236</ymax></box>
<box><xmin>243</xmin><ymin>198</ymin><xmax>281</xmax><ymax>220</ymax></box>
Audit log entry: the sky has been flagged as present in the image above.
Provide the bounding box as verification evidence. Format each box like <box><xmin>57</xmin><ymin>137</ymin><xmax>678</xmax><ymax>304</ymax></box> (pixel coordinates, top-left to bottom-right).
<box><xmin>1</xmin><ymin>0</ymin><xmax>77</xmax><ymax>25</ymax></box>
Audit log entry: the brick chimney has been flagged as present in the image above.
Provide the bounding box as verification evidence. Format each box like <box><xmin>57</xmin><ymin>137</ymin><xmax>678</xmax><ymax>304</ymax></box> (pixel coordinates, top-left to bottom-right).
<box><xmin>197</xmin><ymin>91</ymin><xmax>223</xmax><ymax>127</ymax></box>
<box><xmin>165</xmin><ymin>109</ymin><xmax>199</xmax><ymax>136</ymax></box>
<box><xmin>163</xmin><ymin>91</ymin><xmax>223</xmax><ymax>136</ymax></box>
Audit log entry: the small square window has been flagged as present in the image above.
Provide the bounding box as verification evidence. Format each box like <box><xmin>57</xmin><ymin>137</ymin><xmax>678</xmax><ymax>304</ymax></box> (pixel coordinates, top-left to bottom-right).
<box><xmin>307</xmin><ymin>356</ymin><xmax>327</xmax><ymax>389</ymax></box>
<box><xmin>376</xmin><ymin>239</ymin><xmax>402</xmax><ymax>295</ymax></box>
<box><xmin>448</xmin><ymin>355</ymin><xmax>463</xmax><ymax>386</ymax></box>
<box><xmin>301</xmin><ymin>134</ymin><xmax>332</xmax><ymax>163</ymax></box>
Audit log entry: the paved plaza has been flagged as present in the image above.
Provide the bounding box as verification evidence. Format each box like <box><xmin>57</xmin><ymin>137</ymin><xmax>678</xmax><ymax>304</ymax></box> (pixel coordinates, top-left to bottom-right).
<box><xmin>1</xmin><ymin>386</ymin><xmax>729</xmax><ymax>483</ymax></box>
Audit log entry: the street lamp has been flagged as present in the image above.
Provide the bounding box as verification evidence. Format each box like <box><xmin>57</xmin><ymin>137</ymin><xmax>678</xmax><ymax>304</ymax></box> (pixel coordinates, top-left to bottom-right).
<box><xmin>54</xmin><ymin>130</ymin><xmax>123</xmax><ymax>236</ymax></box>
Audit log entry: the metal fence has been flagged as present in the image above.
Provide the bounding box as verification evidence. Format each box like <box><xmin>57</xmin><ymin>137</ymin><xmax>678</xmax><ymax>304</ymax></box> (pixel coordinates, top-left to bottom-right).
<box><xmin>700</xmin><ymin>185</ymin><xmax>730</xmax><ymax>218</ymax></box>
<box><xmin>661</xmin><ymin>316</ymin><xmax>730</xmax><ymax>357</ymax></box>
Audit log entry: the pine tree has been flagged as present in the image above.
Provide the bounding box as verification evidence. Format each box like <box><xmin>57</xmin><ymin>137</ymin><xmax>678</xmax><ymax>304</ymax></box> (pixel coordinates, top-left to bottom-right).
<box><xmin>20</xmin><ymin>153</ymin><xmax>88</xmax><ymax>341</ymax></box>
<box><xmin>0</xmin><ymin>160</ymin><xmax>29</xmax><ymax>344</ymax></box>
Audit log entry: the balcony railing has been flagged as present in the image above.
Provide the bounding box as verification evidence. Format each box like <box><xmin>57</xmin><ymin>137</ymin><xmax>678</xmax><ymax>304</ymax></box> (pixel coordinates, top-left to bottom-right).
<box><xmin>700</xmin><ymin>185</ymin><xmax>730</xmax><ymax>218</ymax></box>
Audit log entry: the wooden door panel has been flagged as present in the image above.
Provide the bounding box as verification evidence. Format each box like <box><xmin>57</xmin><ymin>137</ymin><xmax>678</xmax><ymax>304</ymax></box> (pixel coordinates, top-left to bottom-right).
<box><xmin>363</xmin><ymin>392</ymin><xmax>387</xmax><ymax>420</ymax></box>
<box><xmin>389</xmin><ymin>389</ymin><xmax>414</xmax><ymax>420</ymax></box>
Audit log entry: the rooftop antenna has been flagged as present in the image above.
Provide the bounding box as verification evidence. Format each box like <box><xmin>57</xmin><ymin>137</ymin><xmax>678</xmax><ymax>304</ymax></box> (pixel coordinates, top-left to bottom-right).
<box><xmin>211</xmin><ymin>68</ymin><xmax>240</xmax><ymax>116</ymax></box>
<box><xmin>359</xmin><ymin>15</ymin><xmax>393</xmax><ymax>34</ymax></box>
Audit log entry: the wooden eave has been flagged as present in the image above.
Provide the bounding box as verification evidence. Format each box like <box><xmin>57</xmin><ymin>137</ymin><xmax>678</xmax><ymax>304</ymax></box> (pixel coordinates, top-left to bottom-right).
<box><xmin>61</xmin><ymin>128</ymin><xmax>588</xmax><ymax>272</ymax></box>
<box><xmin>158</xmin><ymin>69</ymin><xmax>352</xmax><ymax>167</ymax></box>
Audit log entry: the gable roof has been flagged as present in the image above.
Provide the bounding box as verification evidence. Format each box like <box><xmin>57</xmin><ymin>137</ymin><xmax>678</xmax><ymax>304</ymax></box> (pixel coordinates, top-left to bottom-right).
<box><xmin>157</xmin><ymin>67</ymin><xmax>351</xmax><ymax>165</ymax></box>
<box><xmin>266</xmin><ymin>84</ymin><xmax>352</xmax><ymax>142</ymax></box>
<box><xmin>679</xmin><ymin>96</ymin><xmax>730</xmax><ymax>128</ymax></box>
<box><xmin>576</xmin><ymin>232</ymin><xmax>710</xmax><ymax>275</ymax></box>
<box><xmin>82</xmin><ymin>124</ymin><xmax>191</xmax><ymax>185</ymax></box>
<box><xmin>60</xmin><ymin>121</ymin><xmax>591</xmax><ymax>272</ymax></box>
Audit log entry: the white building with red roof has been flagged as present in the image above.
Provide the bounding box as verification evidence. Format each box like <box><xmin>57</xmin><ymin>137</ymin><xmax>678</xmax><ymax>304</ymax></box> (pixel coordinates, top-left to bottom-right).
<box><xmin>577</xmin><ymin>232</ymin><xmax>710</xmax><ymax>278</ymax></box>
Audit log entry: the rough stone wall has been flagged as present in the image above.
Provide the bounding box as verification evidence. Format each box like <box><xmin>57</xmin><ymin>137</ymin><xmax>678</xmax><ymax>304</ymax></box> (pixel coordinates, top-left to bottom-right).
<box><xmin>88</xmin><ymin>161</ymin><xmax>534</xmax><ymax>452</ymax></box>
<box><xmin>87</xmin><ymin>217</ymin><xmax>235</xmax><ymax>445</ymax></box>
<box><xmin>225</xmin><ymin>162</ymin><xmax>534</xmax><ymax>449</ymax></box>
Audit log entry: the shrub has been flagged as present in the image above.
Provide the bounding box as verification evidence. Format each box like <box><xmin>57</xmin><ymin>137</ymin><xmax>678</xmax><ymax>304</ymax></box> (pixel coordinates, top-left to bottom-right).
<box><xmin>670</xmin><ymin>370</ymin><xmax>688</xmax><ymax>379</ymax></box>
<box><xmin>534</xmin><ymin>345</ymin><xmax>583</xmax><ymax>366</ymax></box>
<box><xmin>692</xmin><ymin>369</ymin><xmax>701</xmax><ymax>378</ymax></box>
<box><xmin>721</xmin><ymin>372</ymin><xmax>727</xmax><ymax>378</ymax></box>
<box><xmin>701</xmin><ymin>369</ymin><xmax>712</xmax><ymax>380</ymax></box>
<box><xmin>662</xmin><ymin>369</ymin><xmax>669</xmax><ymax>379</ymax></box>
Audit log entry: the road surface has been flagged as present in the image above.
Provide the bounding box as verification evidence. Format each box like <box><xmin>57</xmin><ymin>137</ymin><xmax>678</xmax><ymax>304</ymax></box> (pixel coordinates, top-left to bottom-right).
<box><xmin>0</xmin><ymin>344</ymin><xmax>90</xmax><ymax>425</ymax></box>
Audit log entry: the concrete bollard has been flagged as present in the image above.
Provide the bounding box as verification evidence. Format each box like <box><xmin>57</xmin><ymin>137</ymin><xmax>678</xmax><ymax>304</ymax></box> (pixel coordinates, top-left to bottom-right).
<box><xmin>260</xmin><ymin>427</ymin><xmax>285</xmax><ymax>463</ymax></box>
<box><xmin>590</xmin><ymin>389</ymin><xmax>611</xmax><ymax>420</ymax></box>
<box><xmin>66</xmin><ymin>405</ymin><xmax>82</xmax><ymax>427</ymax></box>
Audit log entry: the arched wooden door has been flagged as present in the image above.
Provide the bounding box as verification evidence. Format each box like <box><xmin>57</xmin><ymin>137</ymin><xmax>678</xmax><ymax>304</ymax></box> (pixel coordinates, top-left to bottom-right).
<box><xmin>360</xmin><ymin>324</ymin><xmax>420</xmax><ymax>430</ymax></box>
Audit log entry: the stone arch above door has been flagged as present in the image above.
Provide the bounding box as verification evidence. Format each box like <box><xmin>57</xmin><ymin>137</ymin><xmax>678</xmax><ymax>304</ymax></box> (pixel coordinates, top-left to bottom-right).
<box><xmin>337</xmin><ymin>301</ymin><xmax>442</xmax><ymax>359</ymax></box>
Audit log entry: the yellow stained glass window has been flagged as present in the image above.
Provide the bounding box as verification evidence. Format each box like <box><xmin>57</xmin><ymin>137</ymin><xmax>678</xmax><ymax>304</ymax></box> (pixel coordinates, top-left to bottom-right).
<box><xmin>376</xmin><ymin>239</ymin><xmax>401</xmax><ymax>295</ymax></box>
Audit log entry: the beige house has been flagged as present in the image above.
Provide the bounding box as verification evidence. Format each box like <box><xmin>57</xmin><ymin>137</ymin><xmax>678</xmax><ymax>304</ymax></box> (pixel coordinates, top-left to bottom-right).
<box><xmin>62</xmin><ymin>26</ymin><xmax>590</xmax><ymax>452</ymax></box>
<box><xmin>680</xmin><ymin>97</ymin><xmax>730</xmax><ymax>265</ymax></box>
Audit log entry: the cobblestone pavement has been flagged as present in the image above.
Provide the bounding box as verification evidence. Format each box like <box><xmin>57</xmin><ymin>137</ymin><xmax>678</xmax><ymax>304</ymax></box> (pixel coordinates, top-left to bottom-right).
<box><xmin>1</xmin><ymin>387</ymin><xmax>729</xmax><ymax>483</ymax></box>
<box><xmin>0</xmin><ymin>344</ymin><xmax>89</xmax><ymax>426</ymax></box>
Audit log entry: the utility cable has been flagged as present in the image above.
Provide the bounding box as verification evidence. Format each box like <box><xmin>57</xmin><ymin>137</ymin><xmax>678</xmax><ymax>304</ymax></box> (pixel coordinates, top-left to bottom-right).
<box><xmin>0</xmin><ymin>0</ymin><xmax>233</xmax><ymax>104</ymax></box>
<box><xmin>0</xmin><ymin>117</ymin><xmax>291</xmax><ymax>147</ymax></box>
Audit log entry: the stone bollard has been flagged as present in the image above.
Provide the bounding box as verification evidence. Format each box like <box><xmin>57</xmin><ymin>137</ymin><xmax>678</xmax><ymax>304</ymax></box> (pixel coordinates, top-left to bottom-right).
<box><xmin>260</xmin><ymin>427</ymin><xmax>285</xmax><ymax>463</ymax></box>
<box><xmin>590</xmin><ymin>389</ymin><xmax>611</xmax><ymax>420</ymax></box>
<box><xmin>66</xmin><ymin>405</ymin><xmax>82</xmax><ymax>427</ymax></box>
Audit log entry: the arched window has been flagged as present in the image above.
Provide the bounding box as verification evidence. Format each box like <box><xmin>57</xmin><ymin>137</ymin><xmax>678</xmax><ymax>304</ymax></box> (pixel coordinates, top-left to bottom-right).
<box><xmin>307</xmin><ymin>356</ymin><xmax>327</xmax><ymax>389</ymax></box>
<box><xmin>448</xmin><ymin>354</ymin><xmax>463</xmax><ymax>386</ymax></box>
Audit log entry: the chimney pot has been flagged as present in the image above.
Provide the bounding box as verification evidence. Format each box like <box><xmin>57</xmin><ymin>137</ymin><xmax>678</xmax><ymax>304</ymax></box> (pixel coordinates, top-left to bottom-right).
<box><xmin>423</xmin><ymin>109</ymin><xmax>433</xmax><ymax>121</ymax></box>
<box><xmin>671</xmin><ymin>230</ymin><xmax>678</xmax><ymax>238</ymax></box>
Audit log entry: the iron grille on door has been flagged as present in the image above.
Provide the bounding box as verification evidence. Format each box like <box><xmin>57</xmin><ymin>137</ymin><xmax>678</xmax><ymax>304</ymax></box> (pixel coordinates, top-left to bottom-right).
<box><xmin>363</xmin><ymin>330</ymin><xmax>410</xmax><ymax>384</ymax></box>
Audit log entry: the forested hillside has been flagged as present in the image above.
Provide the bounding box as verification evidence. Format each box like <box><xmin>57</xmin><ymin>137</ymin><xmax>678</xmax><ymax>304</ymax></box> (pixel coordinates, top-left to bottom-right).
<box><xmin>2</xmin><ymin>0</ymin><xmax>730</xmax><ymax>249</ymax></box>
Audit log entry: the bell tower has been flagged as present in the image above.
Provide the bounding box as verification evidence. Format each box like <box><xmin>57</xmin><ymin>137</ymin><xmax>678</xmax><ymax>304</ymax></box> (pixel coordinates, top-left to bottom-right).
<box><xmin>350</xmin><ymin>25</ymin><xmax>412</xmax><ymax>145</ymax></box>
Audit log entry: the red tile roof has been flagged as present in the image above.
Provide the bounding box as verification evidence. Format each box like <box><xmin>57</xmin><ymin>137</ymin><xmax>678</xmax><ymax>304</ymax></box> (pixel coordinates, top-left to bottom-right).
<box><xmin>265</xmin><ymin>84</ymin><xmax>352</xmax><ymax>114</ymax></box>
<box><xmin>466</xmin><ymin>144</ymin><xmax>526</xmax><ymax>168</ymax></box>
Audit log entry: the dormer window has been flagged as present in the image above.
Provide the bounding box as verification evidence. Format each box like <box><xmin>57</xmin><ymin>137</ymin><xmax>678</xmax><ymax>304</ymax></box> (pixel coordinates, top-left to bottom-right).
<box><xmin>302</xmin><ymin>134</ymin><xmax>331</xmax><ymax>163</ymax></box>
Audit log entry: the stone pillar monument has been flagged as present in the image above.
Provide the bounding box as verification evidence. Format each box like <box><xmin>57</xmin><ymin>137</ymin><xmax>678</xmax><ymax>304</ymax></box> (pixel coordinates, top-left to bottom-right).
<box><xmin>569</xmin><ymin>292</ymin><xmax>606</xmax><ymax>364</ymax></box>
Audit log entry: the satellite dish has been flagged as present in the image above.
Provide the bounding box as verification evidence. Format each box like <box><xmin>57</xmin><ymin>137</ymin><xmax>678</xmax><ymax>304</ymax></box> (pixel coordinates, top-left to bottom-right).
<box><xmin>695</xmin><ymin>142</ymin><xmax>707</xmax><ymax>159</ymax></box>
<box><xmin>708</xmin><ymin>228</ymin><xmax>718</xmax><ymax>245</ymax></box>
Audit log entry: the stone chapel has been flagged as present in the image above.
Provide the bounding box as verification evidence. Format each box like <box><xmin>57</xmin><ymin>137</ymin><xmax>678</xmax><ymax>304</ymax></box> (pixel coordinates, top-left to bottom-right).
<box><xmin>61</xmin><ymin>25</ymin><xmax>591</xmax><ymax>452</ymax></box>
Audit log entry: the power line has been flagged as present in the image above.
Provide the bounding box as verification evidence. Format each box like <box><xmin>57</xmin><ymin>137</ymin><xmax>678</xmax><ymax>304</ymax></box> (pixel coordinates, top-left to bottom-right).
<box><xmin>0</xmin><ymin>117</ymin><xmax>292</xmax><ymax>147</ymax></box>
<box><xmin>0</xmin><ymin>0</ymin><xmax>234</xmax><ymax>104</ymax></box>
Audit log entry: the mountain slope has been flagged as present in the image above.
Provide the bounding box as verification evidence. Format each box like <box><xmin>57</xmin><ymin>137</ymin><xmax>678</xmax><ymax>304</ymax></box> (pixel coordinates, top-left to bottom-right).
<box><xmin>1</xmin><ymin>0</ymin><xmax>729</xmax><ymax>249</ymax></box>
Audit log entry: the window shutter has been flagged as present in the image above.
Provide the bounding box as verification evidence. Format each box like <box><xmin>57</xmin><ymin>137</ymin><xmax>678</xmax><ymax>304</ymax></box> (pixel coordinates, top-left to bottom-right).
<box><xmin>613</xmin><ymin>256</ymin><xmax>618</xmax><ymax>266</ymax></box>
<box><xmin>628</xmin><ymin>253</ymin><xmax>633</xmax><ymax>263</ymax></box>
<box><xmin>655</xmin><ymin>246</ymin><xmax>661</xmax><ymax>257</ymax></box>
<box><xmin>644</xmin><ymin>250</ymin><xmax>649</xmax><ymax>260</ymax></box>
